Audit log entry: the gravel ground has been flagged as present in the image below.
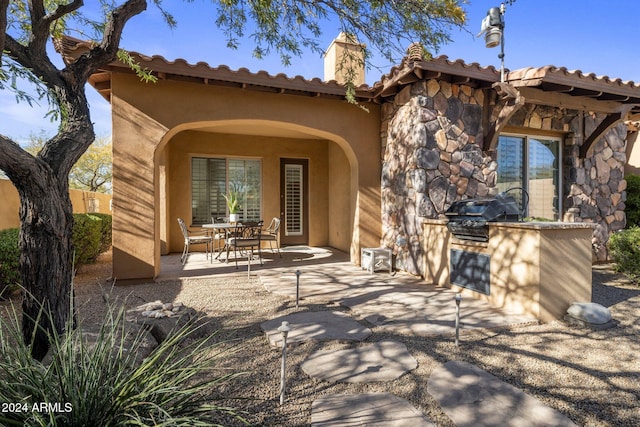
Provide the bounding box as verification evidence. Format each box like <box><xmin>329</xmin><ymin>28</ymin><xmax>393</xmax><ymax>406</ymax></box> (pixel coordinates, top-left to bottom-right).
<box><xmin>4</xmin><ymin>251</ymin><xmax>640</xmax><ymax>426</ymax></box>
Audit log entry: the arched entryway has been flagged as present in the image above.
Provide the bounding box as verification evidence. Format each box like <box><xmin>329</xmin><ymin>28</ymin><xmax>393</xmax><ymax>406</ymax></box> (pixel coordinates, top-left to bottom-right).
<box><xmin>155</xmin><ymin>119</ymin><xmax>360</xmax><ymax>266</ymax></box>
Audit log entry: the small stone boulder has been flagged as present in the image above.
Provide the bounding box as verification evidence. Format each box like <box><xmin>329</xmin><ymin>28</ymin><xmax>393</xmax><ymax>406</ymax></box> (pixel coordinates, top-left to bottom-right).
<box><xmin>565</xmin><ymin>302</ymin><xmax>616</xmax><ymax>330</ymax></box>
<box><xmin>126</xmin><ymin>301</ymin><xmax>209</xmax><ymax>344</ymax></box>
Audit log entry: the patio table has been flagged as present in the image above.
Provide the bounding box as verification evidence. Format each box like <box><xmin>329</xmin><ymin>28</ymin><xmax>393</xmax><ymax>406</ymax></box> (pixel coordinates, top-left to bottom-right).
<box><xmin>202</xmin><ymin>223</ymin><xmax>237</xmax><ymax>261</ymax></box>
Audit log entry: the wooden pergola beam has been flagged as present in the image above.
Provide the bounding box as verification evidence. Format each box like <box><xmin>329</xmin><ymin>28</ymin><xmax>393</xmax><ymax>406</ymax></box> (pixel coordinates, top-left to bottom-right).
<box><xmin>483</xmin><ymin>82</ymin><xmax>526</xmax><ymax>154</ymax></box>
<box><xmin>579</xmin><ymin>105</ymin><xmax>634</xmax><ymax>158</ymax></box>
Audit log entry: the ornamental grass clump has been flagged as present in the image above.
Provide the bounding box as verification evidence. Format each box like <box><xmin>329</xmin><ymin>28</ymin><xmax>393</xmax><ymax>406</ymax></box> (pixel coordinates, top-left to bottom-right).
<box><xmin>0</xmin><ymin>300</ymin><xmax>247</xmax><ymax>426</ymax></box>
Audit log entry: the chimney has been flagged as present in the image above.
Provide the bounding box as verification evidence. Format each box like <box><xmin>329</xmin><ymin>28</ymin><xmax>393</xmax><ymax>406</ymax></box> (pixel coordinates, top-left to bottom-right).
<box><xmin>324</xmin><ymin>33</ymin><xmax>365</xmax><ymax>86</ymax></box>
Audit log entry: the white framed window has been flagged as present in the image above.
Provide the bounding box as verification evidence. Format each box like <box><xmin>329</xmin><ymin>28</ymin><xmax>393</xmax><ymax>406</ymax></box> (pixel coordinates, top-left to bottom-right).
<box><xmin>191</xmin><ymin>157</ymin><xmax>261</xmax><ymax>225</ymax></box>
<box><xmin>496</xmin><ymin>134</ymin><xmax>561</xmax><ymax>220</ymax></box>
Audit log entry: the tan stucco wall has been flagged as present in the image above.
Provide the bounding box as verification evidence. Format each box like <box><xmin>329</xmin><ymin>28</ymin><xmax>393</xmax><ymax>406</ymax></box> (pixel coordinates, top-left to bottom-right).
<box><xmin>422</xmin><ymin>219</ymin><xmax>592</xmax><ymax>322</ymax></box>
<box><xmin>625</xmin><ymin>130</ymin><xmax>640</xmax><ymax>176</ymax></box>
<box><xmin>0</xmin><ymin>178</ymin><xmax>112</xmax><ymax>231</ymax></box>
<box><xmin>110</xmin><ymin>73</ymin><xmax>381</xmax><ymax>280</ymax></box>
<box><xmin>165</xmin><ymin>131</ymin><xmax>337</xmax><ymax>254</ymax></box>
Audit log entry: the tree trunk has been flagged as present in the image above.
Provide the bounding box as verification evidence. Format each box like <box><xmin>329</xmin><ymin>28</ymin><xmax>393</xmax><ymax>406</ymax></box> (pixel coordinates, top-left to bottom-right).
<box><xmin>18</xmin><ymin>169</ymin><xmax>75</xmax><ymax>361</ymax></box>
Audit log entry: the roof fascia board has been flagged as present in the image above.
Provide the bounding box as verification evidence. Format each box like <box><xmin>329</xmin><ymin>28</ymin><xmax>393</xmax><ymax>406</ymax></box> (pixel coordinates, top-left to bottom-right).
<box><xmin>511</xmin><ymin>69</ymin><xmax>640</xmax><ymax>100</ymax></box>
<box><xmin>517</xmin><ymin>86</ymin><xmax>629</xmax><ymax>114</ymax></box>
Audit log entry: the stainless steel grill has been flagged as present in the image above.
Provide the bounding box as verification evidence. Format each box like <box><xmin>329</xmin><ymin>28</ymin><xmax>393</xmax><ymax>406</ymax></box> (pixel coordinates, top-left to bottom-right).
<box><xmin>444</xmin><ymin>193</ymin><xmax>522</xmax><ymax>242</ymax></box>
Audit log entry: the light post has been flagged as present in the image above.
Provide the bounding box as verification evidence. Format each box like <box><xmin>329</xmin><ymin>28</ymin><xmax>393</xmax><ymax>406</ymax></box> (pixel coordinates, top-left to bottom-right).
<box><xmin>454</xmin><ymin>293</ymin><xmax>462</xmax><ymax>346</ymax></box>
<box><xmin>479</xmin><ymin>3</ymin><xmax>506</xmax><ymax>82</ymax></box>
<box><xmin>278</xmin><ymin>321</ymin><xmax>291</xmax><ymax>405</ymax></box>
<box><xmin>295</xmin><ymin>270</ymin><xmax>301</xmax><ymax>308</ymax></box>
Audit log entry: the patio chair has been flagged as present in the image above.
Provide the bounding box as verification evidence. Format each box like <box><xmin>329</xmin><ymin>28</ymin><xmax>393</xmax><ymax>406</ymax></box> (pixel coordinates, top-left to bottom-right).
<box><xmin>261</xmin><ymin>217</ymin><xmax>281</xmax><ymax>257</ymax></box>
<box><xmin>226</xmin><ymin>221</ymin><xmax>263</xmax><ymax>275</ymax></box>
<box><xmin>177</xmin><ymin>218</ymin><xmax>213</xmax><ymax>265</ymax></box>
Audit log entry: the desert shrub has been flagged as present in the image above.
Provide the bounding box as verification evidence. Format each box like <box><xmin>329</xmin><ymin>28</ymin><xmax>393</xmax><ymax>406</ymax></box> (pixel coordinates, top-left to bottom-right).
<box><xmin>0</xmin><ymin>228</ymin><xmax>20</xmax><ymax>298</ymax></box>
<box><xmin>1</xmin><ymin>214</ymin><xmax>112</xmax><ymax>290</ymax></box>
<box><xmin>0</xmin><ymin>301</ymin><xmax>246</xmax><ymax>426</ymax></box>
<box><xmin>89</xmin><ymin>213</ymin><xmax>112</xmax><ymax>252</ymax></box>
<box><xmin>625</xmin><ymin>174</ymin><xmax>640</xmax><ymax>228</ymax></box>
<box><xmin>609</xmin><ymin>227</ymin><xmax>640</xmax><ymax>282</ymax></box>
<box><xmin>72</xmin><ymin>214</ymin><xmax>103</xmax><ymax>265</ymax></box>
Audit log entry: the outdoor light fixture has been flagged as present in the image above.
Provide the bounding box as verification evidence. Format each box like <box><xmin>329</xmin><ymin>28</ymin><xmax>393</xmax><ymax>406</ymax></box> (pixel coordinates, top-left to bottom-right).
<box><xmin>479</xmin><ymin>3</ymin><xmax>506</xmax><ymax>82</ymax></box>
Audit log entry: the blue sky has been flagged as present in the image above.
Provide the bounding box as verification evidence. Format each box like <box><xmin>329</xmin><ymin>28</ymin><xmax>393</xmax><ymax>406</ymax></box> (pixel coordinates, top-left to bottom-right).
<box><xmin>2</xmin><ymin>0</ymin><xmax>639</xmax><ymax>142</ymax></box>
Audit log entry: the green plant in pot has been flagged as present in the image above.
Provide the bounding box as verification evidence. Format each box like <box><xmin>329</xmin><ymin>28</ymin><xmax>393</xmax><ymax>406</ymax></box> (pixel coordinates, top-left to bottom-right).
<box><xmin>223</xmin><ymin>191</ymin><xmax>241</xmax><ymax>222</ymax></box>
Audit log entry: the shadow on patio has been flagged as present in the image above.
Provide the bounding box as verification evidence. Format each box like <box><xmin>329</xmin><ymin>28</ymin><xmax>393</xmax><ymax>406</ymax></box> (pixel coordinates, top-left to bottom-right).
<box><xmin>160</xmin><ymin>245</ymin><xmax>539</xmax><ymax>336</ymax></box>
<box><xmin>158</xmin><ymin>245</ymin><xmax>350</xmax><ymax>281</ymax></box>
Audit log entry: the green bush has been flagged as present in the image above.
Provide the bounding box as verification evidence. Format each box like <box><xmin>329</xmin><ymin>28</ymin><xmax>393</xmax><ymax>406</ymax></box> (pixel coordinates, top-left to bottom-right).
<box><xmin>0</xmin><ymin>228</ymin><xmax>20</xmax><ymax>299</ymax></box>
<box><xmin>90</xmin><ymin>212</ymin><xmax>113</xmax><ymax>253</ymax></box>
<box><xmin>72</xmin><ymin>214</ymin><xmax>104</xmax><ymax>265</ymax></box>
<box><xmin>0</xmin><ymin>214</ymin><xmax>112</xmax><ymax>289</ymax></box>
<box><xmin>0</xmin><ymin>302</ymin><xmax>246</xmax><ymax>426</ymax></box>
<box><xmin>625</xmin><ymin>174</ymin><xmax>640</xmax><ymax>228</ymax></box>
<box><xmin>609</xmin><ymin>227</ymin><xmax>640</xmax><ymax>282</ymax></box>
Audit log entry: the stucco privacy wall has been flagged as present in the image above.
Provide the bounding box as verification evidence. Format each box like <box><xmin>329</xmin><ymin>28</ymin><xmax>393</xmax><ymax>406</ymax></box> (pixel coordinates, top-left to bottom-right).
<box><xmin>111</xmin><ymin>73</ymin><xmax>381</xmax><ymax>280</ymax></box>
<box><xmin>0</xmin><ymin>178</ymin><xmax>112</xmax><ymax>231</ymax></box>
<box><xmin>381</xmin><ymin>78</ymin><xmax>627</xmax><ymax>276</ymax></box>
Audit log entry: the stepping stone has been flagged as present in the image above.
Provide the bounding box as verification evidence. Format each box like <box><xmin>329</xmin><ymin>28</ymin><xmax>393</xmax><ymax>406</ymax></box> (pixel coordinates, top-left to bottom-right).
<box><xmin>301</xmin><ymin>340</ymin><xmax>417</xmax><ymax>382</ymax></box>
<box><xmin>260</xmin><ymin>311</ymin><xmax>371</xmax><ymax>348</ymax></box>
<box><xmin>427</xmin><ymin>361</ymin><xmax>577</xmax><ymax>427</ymax></box>
<box><xmin>341</xmin><ymin>289</ymin><xmax>538</xmax><ymax>336</ymax></box>
<box><xmin>311</xmin><ymin>393</ymin><xmax>435</xmax><ymax>426</ymax></box>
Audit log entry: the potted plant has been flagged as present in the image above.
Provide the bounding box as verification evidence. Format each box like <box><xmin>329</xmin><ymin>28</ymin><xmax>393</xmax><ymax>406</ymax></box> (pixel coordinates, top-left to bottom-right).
<box><xmin>223</xmin><ymin>191</ymin><xmax>241</xmax><ymax>223</ymax></box>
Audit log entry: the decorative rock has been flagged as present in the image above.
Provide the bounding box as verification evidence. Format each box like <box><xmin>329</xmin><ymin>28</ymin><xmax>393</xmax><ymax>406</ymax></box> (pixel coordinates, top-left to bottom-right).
<box><xmin>565</xmin><ymin>302</ymin><xmax>616</xmax><ymax>329</ymax></box>
<box><xmin>126</xmin><ymin>301</ymin><xmax>207</xmax><ymax>343</ymax></box>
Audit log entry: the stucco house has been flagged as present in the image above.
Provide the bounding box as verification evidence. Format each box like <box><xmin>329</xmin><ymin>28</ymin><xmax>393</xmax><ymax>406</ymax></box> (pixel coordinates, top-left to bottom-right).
<box><xmin>59</xmin><ymin>35</ymin><xmax>640</xmax><ymax>292</ymax></box>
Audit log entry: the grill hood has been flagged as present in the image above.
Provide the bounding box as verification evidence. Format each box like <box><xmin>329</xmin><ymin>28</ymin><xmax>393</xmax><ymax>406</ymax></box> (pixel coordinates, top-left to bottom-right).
<box><xmin>444</xmin><ymin>193</ymin><xmax>522</xmax><ymax>241</ymax></box>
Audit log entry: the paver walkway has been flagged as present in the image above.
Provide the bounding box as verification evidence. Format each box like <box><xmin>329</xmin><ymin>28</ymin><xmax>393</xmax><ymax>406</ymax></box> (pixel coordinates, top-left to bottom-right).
<box><xmin>260</xmin><ymin>311</ymin><xmax>371</xmax><ymax>348</ymax></box>
<box><xmin>427</xmin><ymin>361</ymin><xmax>578</xmax><ymax>427</ymax></box>
<box><xmin>301</xmin><ymin>340</ymin><xmax>417</xmax><ymax>383</ymax></box>
<box><xmin>255</xmin><ymin>247</ymin><xmax>574</xmax><ymax>425</ymax></box>
<box><xmin>310</xmin><ymin>393</ymin><xmax>435</xmax><ymax>427</ymax></box>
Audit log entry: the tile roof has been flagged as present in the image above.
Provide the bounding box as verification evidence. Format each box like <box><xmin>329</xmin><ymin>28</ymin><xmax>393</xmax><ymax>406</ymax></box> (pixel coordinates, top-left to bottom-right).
<box><xmin>505</xmin><ymin>66</ymin><xmax>640</xmax><ymax>105</ymax></box>
<box><xmin>373</xmin><ymin>55</ymin><xmax>502</xmax><ymax>99</ymax></box>
<box><xmin>59</xmin><ymin>36</ymin><xmax>640</xmax><ymax>112</ymax></box>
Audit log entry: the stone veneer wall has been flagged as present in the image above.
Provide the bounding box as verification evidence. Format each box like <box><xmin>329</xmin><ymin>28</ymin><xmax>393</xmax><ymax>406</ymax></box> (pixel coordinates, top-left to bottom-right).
<box><xmin>381</xmin><ymin>81</ymin><xmax>497</xmax><ymax>275</ymax></box>
<box><xmin>565</xmin><ymin>117</ymin><xmax>627</xmax><ymax>261</ymax></box>
<box><xmin>381</xmin><ymin>79</ymin><xmax>627</xmax><ymax>276</ymax></box>
<box><xmin>505</xmin><ymin>105</ymin><xmax>627</xmax><ymax>261</ymax></box>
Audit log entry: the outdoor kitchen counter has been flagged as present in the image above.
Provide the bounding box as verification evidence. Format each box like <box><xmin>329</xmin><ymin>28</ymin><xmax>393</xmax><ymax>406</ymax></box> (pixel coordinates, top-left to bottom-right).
<box><xmin>422</xmin><ymin>219</ymin><xmax>594</xmax><ymax>322</ymax></box>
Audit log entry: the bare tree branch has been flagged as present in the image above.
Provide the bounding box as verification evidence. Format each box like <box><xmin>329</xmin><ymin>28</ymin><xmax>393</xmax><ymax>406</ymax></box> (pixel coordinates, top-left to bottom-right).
<box><xmin>70</xmin><ymin>0</ymin><xmax>147</xmax><ymax>80</ymax></box>
<box><xmin>0</xmin><ymin>135</ymin><xmax>39</xmax><ymax>190</ymax></box>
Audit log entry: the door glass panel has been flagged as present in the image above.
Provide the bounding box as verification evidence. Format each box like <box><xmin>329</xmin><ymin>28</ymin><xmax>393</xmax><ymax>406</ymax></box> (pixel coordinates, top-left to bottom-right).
<box><xmin>496</xmin><ymin>135</ymin><xmax>560</xmax><ymax>220</ymax></box>
<box><xmin>496</xmin><ymin>136</ymin><xmax>525</xmax><ymax>211</ymax></box>
<box><xmin>528</xmin><ymin>138</ymin><xmax>559</xmax><ymax>220</ymax></box>
<box><xmin>284</xmin><ymin>164</ymin><xmax>303</xmax><ymax>236</ymax></box>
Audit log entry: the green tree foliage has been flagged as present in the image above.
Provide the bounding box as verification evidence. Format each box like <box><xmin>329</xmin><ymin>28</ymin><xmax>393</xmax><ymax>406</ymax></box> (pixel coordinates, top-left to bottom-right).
<box><xmin>0</xmin><ymin>0</ymin><xmax>466</xmax><ymax>361</ymax></box>
<box><xmin>25</xmin><ymin>132</ymin><xmax>112</xmax><ymax>193</ymax></box>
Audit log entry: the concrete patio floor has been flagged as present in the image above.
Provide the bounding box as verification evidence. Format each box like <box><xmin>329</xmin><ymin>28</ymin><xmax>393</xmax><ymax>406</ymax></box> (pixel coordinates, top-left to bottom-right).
<box><xmin>160</xmin><ymin>246</ymin><xmax>539</xmax><ymax>336</ymax></box>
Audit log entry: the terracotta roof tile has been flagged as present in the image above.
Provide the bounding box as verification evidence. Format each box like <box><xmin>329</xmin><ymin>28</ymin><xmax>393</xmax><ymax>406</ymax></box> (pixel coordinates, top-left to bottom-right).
<box><xmin>60</xmin><ymin>36</ymin><xmax>640</xmax><ymax>108</ymax></box>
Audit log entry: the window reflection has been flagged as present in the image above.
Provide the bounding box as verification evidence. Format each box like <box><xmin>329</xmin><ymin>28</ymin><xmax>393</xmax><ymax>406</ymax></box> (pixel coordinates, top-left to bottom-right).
<box><xmin>496</xmin><ymin>135</ymin><xmax>560</xmax><ymax>220</ymax></box>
